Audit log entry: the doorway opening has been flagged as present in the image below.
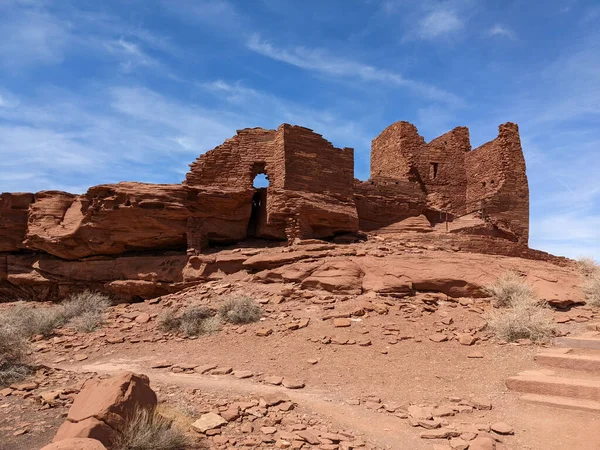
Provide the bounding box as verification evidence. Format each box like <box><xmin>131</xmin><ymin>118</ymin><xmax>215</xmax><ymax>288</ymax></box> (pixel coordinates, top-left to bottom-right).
<box><xmin>247</xmin><ymin>169</ymin><xmax>270</xmax><ymax>237</ymax></box>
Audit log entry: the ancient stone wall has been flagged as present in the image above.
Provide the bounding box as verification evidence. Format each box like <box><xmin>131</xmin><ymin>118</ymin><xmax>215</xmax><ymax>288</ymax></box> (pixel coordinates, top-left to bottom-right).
<box><xmin>185</xmin><ymin>127</ymin><xmax>284</xmax><ymax>190</ymax></box>
<box><xmin>371</xmin><ymin>121</ymin><xmax>423</xmax><ymax>181</ymax></box>
<box><xmin>354</xmin><ymin>178</ymin><xmax>426</xmax><ymax>231</ymax></box>
<box><xmin>282</xmin><ymin>125</ymin><xmax>354</xmax><ymax>198</ymax></box>
<box><xmin>0</xmin><ymin>192</ymin><xmax>34</xmax><ymax>252</ymax></box>
<box><xmin>465</xmin><ymin>123</ymin><xmax>529</xmax><ymax>244</ymax></box>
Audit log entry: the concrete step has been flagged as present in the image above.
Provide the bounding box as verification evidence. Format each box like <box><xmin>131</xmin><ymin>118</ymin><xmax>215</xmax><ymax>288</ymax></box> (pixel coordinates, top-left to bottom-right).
<box><xmin>521</xmin><ymin>394</ymin><xmax>600</xmax><ymax>412</ymax></box>
<box><xmin>535</xmin><ymin>352</ymin><xmax>600</xmax><ymax>372</ymax></box>
<box><xmin>555</xmin><ymin>336</ymin><xmax>600</xmax><ymax>350</ymax></box>
<box><xmin>506</xmin><ymin>373</ymin><xmax>600</xmax><ymax>401</ymax></box>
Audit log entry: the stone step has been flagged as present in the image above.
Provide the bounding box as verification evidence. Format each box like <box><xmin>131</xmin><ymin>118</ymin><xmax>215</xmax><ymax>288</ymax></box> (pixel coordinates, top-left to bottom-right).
<box><xmin>555</xmin><ymin>337</ymin><xmax>600</xmax><ymax>350</ymax></box>
<box><xmin>586</xmin><ymin>323</ymin><xmax>600</xmax><ymax>332</ymax></box>
<box><xmin>521</xmin><ymin>394</ymin><xmax>600</xmax><ymax>412</ymax></box>
<box><xmin>506</xmin><ymin>373</ymin><xmax>600</xmax><ymax>401</ymax></box>
<box><xmin>534</xmin><ymin>352</ymin><xmax>600</xmax><ymax>372</ymax></box>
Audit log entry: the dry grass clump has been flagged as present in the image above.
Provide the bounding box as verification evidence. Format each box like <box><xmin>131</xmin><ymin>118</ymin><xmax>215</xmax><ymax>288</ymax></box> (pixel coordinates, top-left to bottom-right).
<box><xmin>159</xmin><ymin>306</ymin><xmax>220</xmax><ymax>337</ymax></box>
<box><xmin>0</xmin><ymin>291</ymin><xmax>111</xmax><ymax>338</ymax></box>
<box><xmin>0</xmin><ymin>291</ymin><xmax>111</xmax><ymax>385</ymax></box>
<box><xmin>484</xmin><ymin>273</ymin><xmax>555</xmax><ymax>343</ymax></box>
<box><xmin>485</xmin><ymin>271</ymin><xmax>535</xmax><ymax>307</ymax></box>
<box><xmin>577</xmin><ymin>257</ymin><xmax>600</xmax><ymax>307</ymax></box>
<box><xmin>0</xmin><ymin>323</ymin><xmax>30</xmax><ymax>386</ymax></box>
<box><xmin>577</xmin><ymin>256</ymin><xmax>599</xmax><ymax>278</ymax></box>
<box><xmin>113</xmin><ymin>407</ymin><xmax>191</xmax><ymax>450</ymax></box>
<box><xmin>219</xmin><ymin>296</ymin><xmax>262</xmax><ymax>324</ymax></box>
<box><xmin>63</xmin><ymin>291</ymin><xmax>112</xmax><ymax>332</ymax></box>
<box><xmin>583</xmin><ymin>271</ymin><xmax>600</xmax><ymax>307</ymax></box>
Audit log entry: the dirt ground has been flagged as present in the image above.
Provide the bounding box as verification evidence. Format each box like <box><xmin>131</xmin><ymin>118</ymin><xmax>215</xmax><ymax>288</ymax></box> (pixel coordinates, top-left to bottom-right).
<box><xmin>2</xmin><ymin>273</ymin><xmax>600</xmax><ymax>450</ymax></box>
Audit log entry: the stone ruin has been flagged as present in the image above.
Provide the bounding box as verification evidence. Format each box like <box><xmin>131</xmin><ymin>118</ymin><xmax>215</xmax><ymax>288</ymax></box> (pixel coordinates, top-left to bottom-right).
<box><xmin>0</xmin><ymin>120</ymin><xmax>537</xmax><ymax>301</ymax></box>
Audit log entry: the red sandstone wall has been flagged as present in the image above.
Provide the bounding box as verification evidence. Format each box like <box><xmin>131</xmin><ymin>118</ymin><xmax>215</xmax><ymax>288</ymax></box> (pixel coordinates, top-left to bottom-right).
<box><xmin>370</xmin><ymin>122</ymin><xmax>471</xmax><ymax>215</ymax></box>
<box><xmin>370</xmin><ymin>121</ymin><xmax>424</xmax><ymax>180</ymax></box>
<box><xmin>0</xmin><ymin>192</ymin><xmax>34</xmax><ymax>252</ymax></box>
<box><xmin>185</xmin><ymin>127</ymin><xmax>284</xmax><ymax>190</ymax></box>
<box><xmin>465</xmin><ymin>123</ymin><xmax>529</xmax><ymax>244</ymax></box>
<box><xmin>282</xmin><ymin>125</ymin><xmax>354</xmax><ymax>198</ymax></box>
<box><xmin>354</xmin><ymin>178</ymin><xmax>427</xmax><ymax>231</ymax></box>
<box><xmin>417</xmin><ymin>127</ymin><xmax>470</xmax><ymax>215</ymax></box>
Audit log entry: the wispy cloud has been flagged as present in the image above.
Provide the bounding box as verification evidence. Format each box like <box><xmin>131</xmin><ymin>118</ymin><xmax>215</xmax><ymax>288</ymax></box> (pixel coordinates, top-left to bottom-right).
<box><xmin>0</xmin><ymin>8</ymin><xmax>68</xmax><ymax>69</ymax></box>
<box><xmin>246</xmin><ymin>34</ymin><xmax>463</xmax><ymax>106</ymax></box>
<box><xmin>416</xmin><ymin>9</ymin><xmax>464</xmax><ymax>40</ymax></box>
<box><xmin>486</xmin><ymin>24</ymin><xmax>516</xmax><ymax>40</ymax></box>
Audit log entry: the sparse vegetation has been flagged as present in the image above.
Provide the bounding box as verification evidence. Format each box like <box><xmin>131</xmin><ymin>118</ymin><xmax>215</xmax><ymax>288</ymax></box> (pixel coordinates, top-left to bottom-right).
<box><xmin>577</xmin><ymin>256</ymin><xmax>599</xmax><ymax>278</ymax></box>
<box><xmin>159</xmin><ymin>306</ymin><xmax>220</xmax><ymax>337</ymax></box>
<box><xmin>583</xmin><ymin>271</ymin><xmax>600</xmax><ymax>307</ymax></box>
<box><xmin>0</xmin><ymin>323</ymin><xmax>30</xmax><ymax>385</ymax></box>
<box><xmin>0</xmin><ymin>291</ymin><xmax>111</xmax><ymax>385</ymax></box>
<box><xmin>577</xmin><ymin>257</ymin><xmax>600</xmax><ymax>307</ymax></box>
<box><xmin>485</xmin><ymin>273</ymin><xmax>555</xmax><ymax>343</ymax></box>
<box><xmin>113</xmin><ymin>407</ymin><xmax>191</xmax><ymax>450</ymax></box>
<box><xmin>485</xmin><ymin>271</ymin><xmax>535</xmax><ymax>308</ymax></box>
<box><xmin>219</xmin><ymin>296</ymin><xmax>262</xmax><ymax>324</ymax></box>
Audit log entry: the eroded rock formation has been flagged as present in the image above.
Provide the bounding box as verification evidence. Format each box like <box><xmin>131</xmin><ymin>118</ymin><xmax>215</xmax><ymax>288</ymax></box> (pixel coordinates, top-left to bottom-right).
<box><xmin>0</xmin><ymin>120</ymin><xmax>537</xmax><ymax>301</ymax></box>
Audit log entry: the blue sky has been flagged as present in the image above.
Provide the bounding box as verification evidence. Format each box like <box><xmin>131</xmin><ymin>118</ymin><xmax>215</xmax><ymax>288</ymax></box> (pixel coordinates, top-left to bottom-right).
<box><xmin>0</xmin><ymin>0</ymin><xmax>599</xmax><ymax>260</ymax></box>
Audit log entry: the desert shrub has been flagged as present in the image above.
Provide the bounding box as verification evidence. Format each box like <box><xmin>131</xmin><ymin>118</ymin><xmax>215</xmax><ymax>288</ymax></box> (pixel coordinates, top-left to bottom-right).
<box><xmin>113</xmin><ymin>408</ymin><xmax>191</xmax><ymax>450</ymax></box>
<box><xmin>0</xmin><ymin>323</ymin><xmax>30</xmax><ymax>386</ymax></box>
<box><xmin>0</xmin><ymin>291</ymin><xmax>111</xmax><ymax>339</ymax></box>
<box><xmin>485</xmin><ymin>296</ymin><xmax>555</xmax><ymax>343</ymax></box>
<box><xmin>62</xmin><ymin>291</ymin><xmax>111</xmax><ymax>332</ymax></box>
<box><xmin>577</xmin><ymin>256</ymin><xmax>599</xmax><ymax>278</ymax></box>
<box><xmin>1</xmin><ymin>304</ymin><xmax>66</xmax><ymax>338</ymax></box>
<box><xmin>158</xmin><ymin>309</ymin><xmax>181</xmax><ymax>332</ymax></box>
<box><xmin>583</xmin><ymin>271</ymin><xmax>600</xmax><ymax>307</ymax></box>
<box><xmin>159</xmin><ymin>306</ymin><xmax>219</xmax><ymax>337</ymax></box>
<box><xmin>485</xmin><ymin>271</ymin><xmax>535</xmax><ymax>307</ymax></box>
<box><xmin>219</xmin><ymin>296</ymin><xmax>262</xmax><ymax>324</ymax></box>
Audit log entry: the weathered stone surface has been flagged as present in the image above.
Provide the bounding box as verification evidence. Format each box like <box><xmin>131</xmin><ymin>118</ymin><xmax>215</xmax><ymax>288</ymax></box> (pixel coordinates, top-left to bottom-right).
<box><xmin>301</xmin><ymin>260</ymin><xmax>363</xmax><ymax>294</ymax></box>
<box><xmin>53</xmin><ymin>372</ymin><xmax>157</xmax><ymax>447</ymax></box>
<box><xmin>0</xmin><ymin>192</ymin><xmax>34</xmax><ymax>252</ymax></box>
<box><xmin>23</xmin><ymin>184</ymin><xmax>253</xmax><ymax>260</ymax></box>
<box><xmin>40</xmin><ymin>438</ymin><xmax>107</xmax><ymax>450</ymax></box>
<box><xmin>191</xmin><ymin>412</ymin><xmax>228</xmax><ymax>433</ymax></box>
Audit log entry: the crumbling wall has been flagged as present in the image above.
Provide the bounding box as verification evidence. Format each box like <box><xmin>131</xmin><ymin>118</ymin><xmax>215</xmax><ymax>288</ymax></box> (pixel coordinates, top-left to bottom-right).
<box><xmin>370</xmin><ymin>121</ymin><xmax>424</xmax><ymax>181</ymax></box>
<box><xmin>354</xmin><ymin>178</ymin><xmax>427</xmax><ymax>231</ymax></box>
<box><xmin>416</xmin><ymin>127</ymin><xmax>471</xmax><ymax>215</ymax></box>
<box><xmin>466</xmin><ymin>122</ymin><xmax>529</xmax><ymax>244</ymax></box>
<box><xmin>282</xmin><ymin>125</ymin><xmax>354</xmax><ymax>197</ymax></box>
<box><xmin>370</xmin><ymin>122</ymin><xmax>471</xmax><ymax>215</ymax></box>
<box><xmin>185</xmin><ymin>127</ymin><xmax>284</xmax><ymax>189</ymax></box>
<box><xmin>0</xmin><ymin>192</ymin><xmax>34</xmax><ymax>252</ymax></box>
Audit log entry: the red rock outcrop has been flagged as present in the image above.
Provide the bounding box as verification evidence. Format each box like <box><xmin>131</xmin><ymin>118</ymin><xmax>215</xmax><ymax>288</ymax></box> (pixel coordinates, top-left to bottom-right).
<box><xmin>53</xmin><ymin>372</ymin><xmax>157</xmax><ymax>448</ymax></box>
<box><xmin>0</xmin><ymin>120</ymin><xmax>539</xmax><ymax>302</ymax></box>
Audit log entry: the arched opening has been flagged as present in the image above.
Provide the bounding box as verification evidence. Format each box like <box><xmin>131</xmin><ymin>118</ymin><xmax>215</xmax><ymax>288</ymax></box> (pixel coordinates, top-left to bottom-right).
<box><xmin>247</xmin><ymin>165</ymin><xmax>270</xmax><ymax>238</ymax></box>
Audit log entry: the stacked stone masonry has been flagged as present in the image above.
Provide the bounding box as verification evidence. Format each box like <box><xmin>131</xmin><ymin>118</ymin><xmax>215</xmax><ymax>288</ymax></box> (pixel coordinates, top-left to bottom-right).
<box><xmin>0</xmin><ymin>120</ymin><xmax>534</xmax><ymax>301</ymax></box>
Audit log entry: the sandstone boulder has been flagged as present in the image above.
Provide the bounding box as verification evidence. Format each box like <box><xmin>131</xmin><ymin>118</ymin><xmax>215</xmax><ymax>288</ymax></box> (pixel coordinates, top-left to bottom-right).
<box><xmin>40</xmin><ymin>438</ymin><xmax>107</xmax><ymax>450</ymax></box>
<box><xmin>53</xmin><ymin>372</ymin><xmax>157</xmax><ymax>447</ymax></box>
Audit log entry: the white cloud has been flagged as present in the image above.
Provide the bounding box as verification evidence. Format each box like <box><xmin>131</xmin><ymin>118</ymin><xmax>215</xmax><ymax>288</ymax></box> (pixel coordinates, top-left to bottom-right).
<box><xmin>103</xmin><ymin>38</ymin><xmax>160</xmax><ymax>73</ymax></box>
<box><xmin>0</xmin><ymin>9</ymin><xmax>68</xmax><ymax>69</ymax></box>
<box><xmin>246</xmin><ymin>34</ymin><xmax>463</xmax><ymax>106</ymax></box>
<box><xmin>417</xmin><ymin>9</ymin><xmax>464</xmax><ymax>39</ymax></box>
<box><xmin>486</xmin><ymin>24</ymin><xmax>516</xmax><ymax>39</ymax></box>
